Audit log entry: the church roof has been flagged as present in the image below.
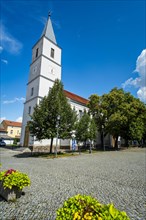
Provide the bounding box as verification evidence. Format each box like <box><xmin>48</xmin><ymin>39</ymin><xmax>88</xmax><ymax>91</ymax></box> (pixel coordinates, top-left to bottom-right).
<box><xmin>64</xmin><ymin>90</ymin><xmax>89</xmax><ymax>106</ymax></box>
<box><xmin>41</xmin><ymin>14</ymin><xmax>57</xmax><ymax>44</ymax></box>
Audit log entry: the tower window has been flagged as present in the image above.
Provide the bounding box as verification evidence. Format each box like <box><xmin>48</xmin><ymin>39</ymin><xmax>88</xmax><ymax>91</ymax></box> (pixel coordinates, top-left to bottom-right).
<box><xmin>50</xmin><ymin>48</ymin><xmax>54</xmax><ymax>58</ymax></box>
<box><xmin>28</xmin><ymin>106</ymin><xmax>31</xmax><ymax>115</ymax></box>
<box><xmin>31</xmin><ymin>87</ymin><xmax>34</xmax><ymax>96</ymax></box>
<box><xmin>35</xmin><ymin>48</ymin><xmax>39</xmax><ymax>58</ymax></box>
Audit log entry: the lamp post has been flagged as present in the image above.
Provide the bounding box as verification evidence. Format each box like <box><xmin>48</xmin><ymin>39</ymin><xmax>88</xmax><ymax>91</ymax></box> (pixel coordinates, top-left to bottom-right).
<box><xmin>89</xmin><ymin>139</ymin><xmax>92</xmax><ymax>154</ymax></box>
<box><xmin>100</xmin><ymin>112</ymin><xmax>106</xmax><ymax>151</ymax></box>
<box><xmin>102</xmin><ymin>125</ymin><xmax>105</xmax><ymax>151</ymax></box>
<box><xmin>87</xmin><ymin>121</ymin><xmax>92</xmax><ymax>154</ymax></box>
<box><xmin>55</xmin><ymin>115</ymin><xmax>60</xmax><ymax>157</ymax></box>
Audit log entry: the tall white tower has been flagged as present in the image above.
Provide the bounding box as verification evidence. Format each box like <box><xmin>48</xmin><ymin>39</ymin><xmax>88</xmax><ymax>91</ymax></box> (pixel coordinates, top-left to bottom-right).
<box><xmin>20</xmin><ymin>14</ymin><xmax>62</xmax><ymax>146</ymax></box>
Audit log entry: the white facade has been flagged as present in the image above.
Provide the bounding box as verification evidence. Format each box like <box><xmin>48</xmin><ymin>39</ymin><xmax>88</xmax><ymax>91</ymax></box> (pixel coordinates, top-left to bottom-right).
<box><xmin>60</xmin><ymin>99</ymin><xmax>89</xmax><ymax>148</ymax></box>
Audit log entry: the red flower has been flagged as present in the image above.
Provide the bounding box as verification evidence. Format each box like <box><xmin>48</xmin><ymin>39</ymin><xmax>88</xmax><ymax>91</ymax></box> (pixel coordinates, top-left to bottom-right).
<box><xmin>4</xmin><ymin>169</ymin><xmax>16</xmax><ymax>176</ymax></box>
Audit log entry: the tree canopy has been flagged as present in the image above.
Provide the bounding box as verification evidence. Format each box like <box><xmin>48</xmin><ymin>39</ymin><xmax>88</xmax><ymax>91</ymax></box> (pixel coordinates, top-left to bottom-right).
<box><xmin>76</xmin><ymin>111</ymin><xmax>97</xmax><ymax>147</ymax></box>
<box><xmin>88</xmin><ymin>87</ymin><xmax>146</xmax><ymax>148</ymax></box>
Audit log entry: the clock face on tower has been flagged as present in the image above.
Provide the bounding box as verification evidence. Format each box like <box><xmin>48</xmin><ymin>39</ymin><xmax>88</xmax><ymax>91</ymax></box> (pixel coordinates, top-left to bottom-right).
<box><xmin>32</xmin><ymin>65</ymin><xmax>37</xmax><ymax>74</ymax></box>
<box><xmin>49</xmin><ymin>66</ymin><xmax>54</xmax><ymax>74</ymax></box>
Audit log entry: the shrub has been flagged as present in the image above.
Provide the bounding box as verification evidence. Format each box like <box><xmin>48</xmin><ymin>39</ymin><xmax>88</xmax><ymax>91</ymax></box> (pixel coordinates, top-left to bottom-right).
<box><xmin>0</xmin><ymin>169</ymin><xmax>31</xmax><ymax>190</ymax></box>
<box><xmin>56</xmin><ymin>194</ymin><xmax>130</xmax><ymax>220</ymax></box>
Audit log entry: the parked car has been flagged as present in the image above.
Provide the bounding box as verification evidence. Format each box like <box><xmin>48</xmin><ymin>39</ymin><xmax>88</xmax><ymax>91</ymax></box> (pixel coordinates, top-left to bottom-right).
<box><xmin>0</xmin><ymin>140</ymin><xmax>6</xmax><ymax>146</ymax></box>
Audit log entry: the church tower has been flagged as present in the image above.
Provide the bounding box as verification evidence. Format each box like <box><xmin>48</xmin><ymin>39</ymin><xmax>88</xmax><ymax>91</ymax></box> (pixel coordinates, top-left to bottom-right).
<box><xmin>20</xmin><ymin>14</ymin><xmax>62</xmax><ymax>146</ymax></box>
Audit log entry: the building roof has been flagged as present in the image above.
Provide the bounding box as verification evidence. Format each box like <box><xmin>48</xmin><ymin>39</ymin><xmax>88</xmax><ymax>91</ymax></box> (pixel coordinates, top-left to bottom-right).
<box><xmin>64</xmin><ymin>90</ymin><xmax>89</xmax><ymax>106</ymax></box>
<box><xmin>41</xmin><ymin>14</ymin><xmax>57</xmax><ymax>44</ymax></box>
<box><xmin>2</xmin><ymin>120</ymin><xmax>22</xmax><ymax>128</ymax></box>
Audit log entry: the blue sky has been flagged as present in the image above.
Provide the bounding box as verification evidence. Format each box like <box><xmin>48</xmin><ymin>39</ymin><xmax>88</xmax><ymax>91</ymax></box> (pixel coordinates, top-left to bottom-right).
<box><xmin>0</xmin><ymin>0</ymin><xmax>146</xmax><ymax>122</ymax></box>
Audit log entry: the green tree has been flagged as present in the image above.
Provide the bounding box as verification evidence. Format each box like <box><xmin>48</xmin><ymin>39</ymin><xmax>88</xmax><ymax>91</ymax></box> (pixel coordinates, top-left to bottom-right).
<box><xmin>87</xmin><ymin>94</ymin><xmax>108</xmax><ymax>150</ymax></box>
<box><xmin>88</xmin><ymin>87</ymin><xmax>146</xmax><ymax>149</ymax></box>
<box><xmin>101</xmin><ymin>88</ymin><xmax>146</xmax><ymax>148</ymax></box>
<box><xmin>76</xmin><ymin>111</ymin><xmax>97</xmax><ymax>149</ymax></box>
<box><xmin>29</xmin><ymin>79</ymin><xmax>77</xmax><ymax>153</ymax></box>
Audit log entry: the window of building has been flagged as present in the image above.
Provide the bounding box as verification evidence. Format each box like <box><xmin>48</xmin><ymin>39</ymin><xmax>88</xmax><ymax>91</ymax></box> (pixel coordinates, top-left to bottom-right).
<box><xmin>31</xmin><ymin>87</ymin><xmax>34</xmax><ymax>96</ymax></box>
<box><xmin>35</xmin><ymin>48</ymin><xmax>39</xmax><ymax>58</ymax></box>
<box><xmin>79</xmin><ymin>110</ymin><xmax>83</xmax><ymax>119</ymax></box>
<box><xmin>28</xmin><ymin>106</ymin><xmax>31</xmax><ymax>115</ymax></box>
<box><xmin>50</xmin><ymin>48</ymin><xmax>55</xmax><ymax>58</ymax></box>
<box><xmin>10</xmin><ymin>130</ymin><xmax>13</xmax><ymax>134</ymax></box>
<box><xmin>17</xmin><ymin>130</ymin><xmax>19</xmax><ymax>135</ymax></box>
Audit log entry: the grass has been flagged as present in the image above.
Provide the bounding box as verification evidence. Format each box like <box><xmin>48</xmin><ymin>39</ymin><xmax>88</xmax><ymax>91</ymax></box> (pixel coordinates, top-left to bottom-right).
<box><xmin>32</xmin><ymin>151</ymin><xmax>80</xmax><ymax>159</ymax></box>
<box><xmin>31</xmin><ymin>149</ymin><xmax>101</xmax><ymax>159</ymax></box>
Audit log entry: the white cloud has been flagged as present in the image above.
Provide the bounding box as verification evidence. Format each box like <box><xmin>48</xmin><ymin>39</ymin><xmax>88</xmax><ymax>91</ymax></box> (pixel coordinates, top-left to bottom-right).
<box><xmin>0</xmin><ymin>23</ymin><xmax>23</xmax><ymax>54</ymax></box>
<box><xmin>135</xmin><ymin>49</ymin><xmax>146</xmax><ymax>76</ymax></box>
<box><xmin>122</xmin><ymin>49</ymin><xmax>146</xmax><ymax>103</ymax></box>
<box><xmin>1</xmin><ymin>59</ymin><xmax>8</xmax><ymax>64</ymax></box>
<box><xmin>16</xmin><ymin>117</ymin><xmax>22</xmax><ymax>122</ymax></box>
<box><xmin>122</xmin><ymin>77</ymin><xmax>141</xmax><ymax>88</ymax></box>
<box><xmin>0</xmin><ymin>117</ymin><xmax>6</xmax><ymax>123</ymax></box>
<box><xmin>137</xmin><ymin>87</ymin><xmax>146</xmax><ymax>103</ymax></box>
<box><xmin>3</xmin><ymin>97</ymin><xmax>25</xmax><ymax>104</ymax></box>
<box><xmin>0</xmin><ymin>46</ymin><xmax>3</xmax><ymax>53</ymax></box>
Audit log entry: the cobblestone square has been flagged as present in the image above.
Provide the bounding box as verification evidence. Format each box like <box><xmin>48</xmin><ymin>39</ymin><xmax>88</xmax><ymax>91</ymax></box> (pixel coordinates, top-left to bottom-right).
<box><xmin>0</xmin><ymin>148</ymin><xmax>145</xmax><ymax>220</ymax></box>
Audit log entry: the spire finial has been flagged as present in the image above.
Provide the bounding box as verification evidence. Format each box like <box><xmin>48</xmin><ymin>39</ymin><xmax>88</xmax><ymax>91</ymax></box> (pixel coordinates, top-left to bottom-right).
<box><xmin>48</xmin><ymin>11</ymin><xmax>51</xmax><ymax>18</ymax></box>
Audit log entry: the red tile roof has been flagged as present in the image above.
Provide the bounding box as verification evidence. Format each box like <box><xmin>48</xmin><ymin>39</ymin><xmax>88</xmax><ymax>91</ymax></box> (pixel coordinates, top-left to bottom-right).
<box><xmin>2</xmin><ymin>120</ymin><xmax>22</xmax><ymax>127</ymax></box>
<box><xmin>64</xmin><ymin>90</ymin><xmax>88</xmax><ymax>105</ymax></box>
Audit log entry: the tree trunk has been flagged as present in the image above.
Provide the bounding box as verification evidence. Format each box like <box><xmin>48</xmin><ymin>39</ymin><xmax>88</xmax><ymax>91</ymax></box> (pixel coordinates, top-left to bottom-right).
<box><xmin>101</xmin><ymin>132</ymin><xmax>104</xmax><ymax>150</ymax></box>
<box><xmin>125</xmin><ymin>139</ymin><xmax>129</xmax><ymax>148</ymax></box>
<box><xmin>50</xmin><ymin>138</ymin><xmax>53</xmax><ymax>154</ymax></box>
<box><xmin>114</xmin><ymin>136</ymin><xmax>118</xmax><ymax>150</ymax></box>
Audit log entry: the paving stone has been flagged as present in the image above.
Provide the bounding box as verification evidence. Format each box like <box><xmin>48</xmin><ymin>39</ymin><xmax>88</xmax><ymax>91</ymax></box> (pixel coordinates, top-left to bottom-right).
<box><xmin>0</xmin><ymin>147</ymin><xmax>145</xmax><ymax>219</ymax></box>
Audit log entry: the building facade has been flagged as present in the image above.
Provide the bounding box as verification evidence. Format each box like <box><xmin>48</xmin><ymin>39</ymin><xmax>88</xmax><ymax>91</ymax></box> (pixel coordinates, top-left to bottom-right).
<box><xmin>20</xmin><ymin>15</ymin><xmax>88</xmax><ymax>149</ymax></box>
<box><xmin>1</xmin><ymin>120</ymin><xmax>21</xmax><ymax>139</ymax></box>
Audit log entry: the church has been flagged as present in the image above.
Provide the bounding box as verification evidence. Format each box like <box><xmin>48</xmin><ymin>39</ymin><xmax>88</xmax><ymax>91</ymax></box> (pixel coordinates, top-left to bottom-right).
<box><xmin>20</xmin><ymin>14</ymin><xmax>90</xmax><ymax>150</ymax></box>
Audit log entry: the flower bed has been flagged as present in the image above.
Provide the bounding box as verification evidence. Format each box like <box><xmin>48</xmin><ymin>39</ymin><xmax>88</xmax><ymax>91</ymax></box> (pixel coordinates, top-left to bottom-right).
<box><xmin>0</xmin><ymin>169</ymin><xmax>30</xmax><ymax>201</ymax></box>
<box><xmin>56</xmin><ymin>194</ymin><xmax>130</xmax><ymax>220</ymax></box>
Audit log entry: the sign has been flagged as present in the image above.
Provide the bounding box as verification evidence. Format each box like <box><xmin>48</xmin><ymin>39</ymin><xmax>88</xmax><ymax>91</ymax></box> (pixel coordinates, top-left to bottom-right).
<box><xmin>72</xmin><ymin>139</ymin><xmax>76</xmax><ymax>151</ymax></box>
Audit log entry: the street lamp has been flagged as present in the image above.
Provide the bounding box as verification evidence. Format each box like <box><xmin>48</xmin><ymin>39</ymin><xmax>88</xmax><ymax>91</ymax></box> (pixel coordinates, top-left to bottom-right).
<box><xmin>102</xmin><ymin>125</ymin><xmax>105</xmax><ymax>151</ymax></box>
<box><xmin>100</xmin><ymin>112</ymin><xmax>106</xmax><ymax>151</ymax></box>
<box><xmin>88</xmin><ymin>139</ymin><xmax>92</xmax><ymax>154</ymax></box>
<box><xmin>55</xmin><ymin>115</ymin><xmax>60</xmax><ymax>157</ymax></box>
<box><xmin>87</xmin><ymin>122</ymin><xmax>92</xmax><ymax>154</ymax></box>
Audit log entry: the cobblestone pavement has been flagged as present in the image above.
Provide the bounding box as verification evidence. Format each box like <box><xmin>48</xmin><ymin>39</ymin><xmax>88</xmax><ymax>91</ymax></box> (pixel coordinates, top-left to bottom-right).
<box><xmin>0</xmin><ymin>147</ymin><xmax>145</xmax><ymax>220</ymax></box>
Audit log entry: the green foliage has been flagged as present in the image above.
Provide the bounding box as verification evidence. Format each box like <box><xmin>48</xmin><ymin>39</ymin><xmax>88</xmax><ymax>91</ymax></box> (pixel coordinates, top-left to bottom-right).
<box><xmin>76</xmin><ymin>111</ymin><xmax>97</xmax><ymax>144</ymax></box>
<box><xmin>0</xmin><ymin>169</ymin><xmax>31</xmax><ymax>190</ymax></box>
<box><xmin>29</xmin><ymin>79</ymin><xmax>77</xmax><ymax>153</ymax></box>
<box><xmin>13</xmin><ymin>138</ymin><xmax>20</xmax><ymax>145</ymax></box>
<box><xmin>56</xmin><ymin>194</ymin><xmax>130</xmax><ymax>220</ymax></box>
<box><xmin>88</xmin><ymin>87</ymin><xmax>146</xmax><ymax>148</ymax></box>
